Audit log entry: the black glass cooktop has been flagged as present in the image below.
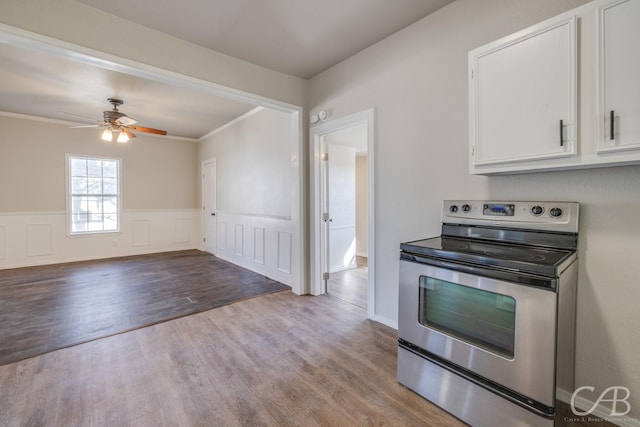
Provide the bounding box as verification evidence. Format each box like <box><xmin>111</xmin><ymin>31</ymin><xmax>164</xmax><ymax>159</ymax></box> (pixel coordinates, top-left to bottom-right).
<box><xmin>400</xmin><ymin>236</ymin><xmax>575</xmax><ymax>277</ymax></box>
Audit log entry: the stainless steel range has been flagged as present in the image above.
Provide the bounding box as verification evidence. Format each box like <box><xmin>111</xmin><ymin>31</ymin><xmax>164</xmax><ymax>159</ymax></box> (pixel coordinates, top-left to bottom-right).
<box><xmin>398</xmin><ymin>200</ymin><xmax>579</xmax><ymax>427</ymax></box>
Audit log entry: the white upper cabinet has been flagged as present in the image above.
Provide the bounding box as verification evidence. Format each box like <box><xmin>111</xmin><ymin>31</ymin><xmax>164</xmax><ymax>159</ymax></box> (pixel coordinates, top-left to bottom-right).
<box><xmin>597</xmin><ymin>0</ymin><xmax>640</xmax><ymax>153</ymax></box>
<box><xmin>469</xmin><ymin>16</ymin><xmax>577</xmax><ymax>173</ymax></box>
<box><xmin>468</xmin><ymin>0</ymin><xmax>640</xmax><ymax>175</ymax></box>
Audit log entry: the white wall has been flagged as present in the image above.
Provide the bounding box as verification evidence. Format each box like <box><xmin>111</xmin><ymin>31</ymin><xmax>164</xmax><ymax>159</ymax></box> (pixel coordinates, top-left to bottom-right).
<box><xmin>199</xmin><ymin>108</ymin><xmax>298</xmax><ymax>288</ymax></box>
<box><xmin>309</xmin><ymin>0</ymin><xmax>640</xmax><ymax>422</ymax></box>
<box><xmin>210</xmin><ymin>109</ymin><xmax>292</xmax><ymax>218</ymax></box>
<box><xmin>0</xmin><ymin>115</ymin><xmax>200</xmax><ymax>268</ymax></box>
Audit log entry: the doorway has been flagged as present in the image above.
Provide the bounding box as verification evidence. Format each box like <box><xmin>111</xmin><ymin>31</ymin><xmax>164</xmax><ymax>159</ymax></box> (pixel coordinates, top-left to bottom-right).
<box><xmin>0</xmin><ymin>26</ymin><xmax>306</xmax><ymax>296</ymax></box>
<box><xmin>202</xmin><ymin>158</ymin><xmax>217</xmax><ymax>255</ymax></box>
<box><xmin>310</xmin><ymin>109</ymin><xmax>375</xmax><ymax>318</ymax></box>
<box><xmin>324</xmin><ymin>126</ymin><xmax>368</xmax><ymax>309</ymax></box>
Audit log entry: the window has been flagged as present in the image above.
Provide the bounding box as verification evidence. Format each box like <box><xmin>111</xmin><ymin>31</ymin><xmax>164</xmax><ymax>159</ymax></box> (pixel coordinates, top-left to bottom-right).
<box><xmin>418</xmin><ymin>276</ymin><xmax>516</xmax><ymax>359</ymax></box>
<box><xmin>67</xmin><ymin>155</ymin><xmax>120</xmax><ymax>234</ymax></box>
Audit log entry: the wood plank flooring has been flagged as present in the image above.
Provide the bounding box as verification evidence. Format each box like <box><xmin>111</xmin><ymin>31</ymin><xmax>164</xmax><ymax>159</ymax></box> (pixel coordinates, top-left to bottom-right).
<box><xmin>328</xmin><ymin>267</ymin><xmax>368</xmax><ymax>309</ymax></box>
<box><xmin>0</xmin><ymin>291</ymin><xmax>467</xmax><ymax>427</ymax></box>
<box><xmin>0</xmin><ymin>254</ymin><xmax>613</xmax><ymax>427</ymax></box>
<box><xmin>328</xmin><ymin>256</ymin><xmax>368</xmax><ymax>309</ymax></box>
<box><xmin>0</xmin><ymin>250</ymin><xmax>288</xmax><ymax>366</ymax></box>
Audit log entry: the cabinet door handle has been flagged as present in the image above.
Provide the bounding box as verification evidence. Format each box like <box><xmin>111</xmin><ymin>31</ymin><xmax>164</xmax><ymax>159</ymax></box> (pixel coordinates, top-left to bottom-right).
<box><xmin>610</xmin><ymin>110</ymin><xmax>615</xmax><ymax>141</ymax></box>
<box><xmin>559</xmin><ymin>120</ymin><xmax>564</xmax><ymax>146</ymax></box>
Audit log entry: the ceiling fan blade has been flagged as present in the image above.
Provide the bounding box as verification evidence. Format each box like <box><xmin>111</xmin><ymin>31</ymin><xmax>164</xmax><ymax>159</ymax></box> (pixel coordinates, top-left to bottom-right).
<box><xmin>126</xmin><ymin>125</ymin><xmax>167</xmax><ymax>136</ymax></box>
<box><xmin>115</xmin><ymin>116</ymin><xmax>137</xmax><ymax>126</ymax></box>
<box><xmin>70</xmin><ymin>125</ymin><xmax>99</xmax><ymax>129</ymax></box>
<box><xmin>123</xmin><ymin>128</ymin><xmax>137</xmax><ymax>139</ymax></box>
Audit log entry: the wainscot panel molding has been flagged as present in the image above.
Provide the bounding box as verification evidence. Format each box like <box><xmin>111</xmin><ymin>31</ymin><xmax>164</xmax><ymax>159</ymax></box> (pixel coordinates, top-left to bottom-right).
<box><xmin>218</xmin><ymin>221</ymin><xmax>228</xmax><ymax>252</ymax></box>
<box><xmin>0</xmin><ymin>210</ymin><xmax>201</xmax><ymax>269</ymax></box>
<box><xmin>174</xmin><ymin>218</ymin><xmax>192</xmax><ymax>244</ymax></box>
<box><xmin>0</xmin><ymin>225</ymin><xmax>6</xmax><ymax>259</ymax></box>
<box><xmin>254</xmin><ymin>227</ymin><xmax>265</xmax><ymax>265</ymax></box>
<box><xmin>215</xmin><ymin>211</ymin><xmax>293</xmax><ymax>286</ymax></box>
<box><xmin>133</xmin><ymin>219</ymin><xmax>151</xmax><ymax>247</ymax></box>
<box><xmin>27</xmin><ymin>223</ymin><xmax>54</xmax><ymax>257</ymax></box>
<box><xmin>277</xmin><ymin>231</ymin><xmax>292</xmax><ymax>275</ymax></box>
<box><xmin>234</xmin><ymin>224</ymin><xmax>244</xmax><ymax>257</ymax></box>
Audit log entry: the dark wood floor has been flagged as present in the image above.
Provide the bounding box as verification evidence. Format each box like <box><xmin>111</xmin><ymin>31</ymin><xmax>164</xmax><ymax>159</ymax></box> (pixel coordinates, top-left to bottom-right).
<box><xmin>0</xmin><ymin>250</ymin><xmax>288</xmax><ymax>366</ymax></box>
<box><xmin>0</xmin><ymin>291</ymin><xmax>467</xmax><ymax>427</ymax></box>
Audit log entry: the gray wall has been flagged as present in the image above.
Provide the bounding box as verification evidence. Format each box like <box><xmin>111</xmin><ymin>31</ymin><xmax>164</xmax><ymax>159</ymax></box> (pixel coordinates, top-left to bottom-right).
<box><xmin>199</xmin><ymin>108</ymin><xmax>292</xmax><ymax>218</ymax></box>
<box><xmin>0</xmin><ymin>116</ymin><xmax>198</xmax><ymax>212</ymax></box>
<box><xmin>309</xmin><ymin>0</ymin><xmax>640</xmax><ymax>419</ymax></box>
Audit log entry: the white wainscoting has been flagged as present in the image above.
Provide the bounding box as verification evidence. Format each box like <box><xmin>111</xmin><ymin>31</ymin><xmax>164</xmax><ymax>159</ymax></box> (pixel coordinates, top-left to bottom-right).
<box><xmin>27</xmin><ymin>223</ymin><xmax>54</xmax><ymax>257</ymax></box>
<box><xmin>0</xmin><ymin>225</ymin><xmax>6</xmax><ymax>259</ymax></box>
<box><xmin>215</xmin><ymin>212</ymin><xmax>293</xmax><ymax>286</ymax></box>
<box><xmin>0</xmin><ymin>209</ymin><xmax>201</xmax><ymax>269</ymax></box>
<box><xmin>254</xmin><ymin>227</ymin><xmax>265</xmax><ymax>265</ymax></box>
<box><xmin>133</xmin><ymin>219</ymin><xmax>151</xmax><ymax>247</ymax></box>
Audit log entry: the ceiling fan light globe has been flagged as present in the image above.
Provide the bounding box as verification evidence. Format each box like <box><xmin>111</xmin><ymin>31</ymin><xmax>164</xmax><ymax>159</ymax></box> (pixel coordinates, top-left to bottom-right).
<box><xmin>117</xmin><ymin>132</ymin><xmax>129</xmax><ymax>143</ymax></box>
<box><xmin>101</xmin><ymin>128</ymin><xmax>113</xmax><ymax>142</ymax></box>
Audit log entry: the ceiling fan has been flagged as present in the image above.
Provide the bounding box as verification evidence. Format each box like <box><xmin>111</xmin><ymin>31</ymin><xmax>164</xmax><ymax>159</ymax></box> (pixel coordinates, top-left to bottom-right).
<box><xmin>67</xmin><ymin>98</ymin><xmax>167</xmax><ymax>143</ymax></box>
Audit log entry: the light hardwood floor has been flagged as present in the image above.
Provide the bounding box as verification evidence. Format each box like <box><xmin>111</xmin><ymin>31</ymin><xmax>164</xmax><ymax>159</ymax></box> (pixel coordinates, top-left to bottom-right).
<box><xmin>328</xmin><ymin>256</ymin><xmax>368</xmax><ymax>309</ymax></box>
<box><xmin>0</xmin><ymin>291</ymin><xmax>466</xmax><ymax>427</ymax></box>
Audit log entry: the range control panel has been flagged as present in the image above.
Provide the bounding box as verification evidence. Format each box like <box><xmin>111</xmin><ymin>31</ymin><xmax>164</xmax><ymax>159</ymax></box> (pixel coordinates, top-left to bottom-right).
<box><xmin>442</xmin><ymin>200</ymin><xmax>579</xmax><ymax>233</ymax></box>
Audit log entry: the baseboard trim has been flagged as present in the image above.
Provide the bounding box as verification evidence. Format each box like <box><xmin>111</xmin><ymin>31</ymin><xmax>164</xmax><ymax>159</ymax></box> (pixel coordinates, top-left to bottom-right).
<box><xmin>0</xmin><ymin>246</ymin><xmax>198</xmax><ymax>270</ymax></box>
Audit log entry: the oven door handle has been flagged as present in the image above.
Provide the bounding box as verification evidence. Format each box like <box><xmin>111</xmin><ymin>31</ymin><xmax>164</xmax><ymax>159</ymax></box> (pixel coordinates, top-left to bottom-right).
<box><xmin>400</xmin><ymin>252</ymin><xmax>557</xmax><ymax>290</ymax></box>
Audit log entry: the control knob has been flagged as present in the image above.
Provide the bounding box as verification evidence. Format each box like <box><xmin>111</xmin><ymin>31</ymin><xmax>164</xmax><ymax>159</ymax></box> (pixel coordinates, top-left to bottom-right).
<box><xmin>449</xmin><ymin>205</ymin><xmax>458</xmax><ymax>213</ymax></box>
<box><xmin>531</xmin><ymin>205</ymin><xmax>544</xmax><ymax>216</ymax></box>
<box><xmin>461</xmin><ymin>204</ymin><xmax>471</xmax><ymax>212</ymax></box>
<box><xmin>549</xmin><ymin>207</ymin><xmax>563</xmax><ymax>218</ymax></box>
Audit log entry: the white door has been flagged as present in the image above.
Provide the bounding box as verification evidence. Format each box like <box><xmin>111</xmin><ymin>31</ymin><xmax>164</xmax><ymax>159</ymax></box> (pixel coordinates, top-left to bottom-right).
<box><xmin>203</xmin><ymin>160</ymin><xmax>217</xmax><ymax>254</ymax></box>
<box><xmin>326</xmin><ymin>144</ymin><xmax>357</xmax><ymax>274</ymax></box>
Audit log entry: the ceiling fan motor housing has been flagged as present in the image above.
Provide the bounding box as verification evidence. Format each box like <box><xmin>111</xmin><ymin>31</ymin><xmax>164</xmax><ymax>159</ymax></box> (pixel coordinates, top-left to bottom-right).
<box><xmin>103</xmin><ymin>110</ymin><xmax>126</xmax><ymax>123</ymax></box>
<box><xmin>104</xmin><ymin>98</ymin><xmax>126</xmax><ymax>123</ymax></box>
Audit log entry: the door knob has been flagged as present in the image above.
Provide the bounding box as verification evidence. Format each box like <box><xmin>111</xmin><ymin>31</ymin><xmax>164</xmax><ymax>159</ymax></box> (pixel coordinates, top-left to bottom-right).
<box><xmin>211</xmin><ymin>213</ymin><xmax>216</xmax><ymax>216</ymax></box>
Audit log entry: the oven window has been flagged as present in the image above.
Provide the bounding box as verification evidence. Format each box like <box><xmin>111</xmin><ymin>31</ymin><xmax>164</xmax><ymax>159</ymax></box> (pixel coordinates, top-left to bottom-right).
<box><xmin>419</xmin><ymin>276</ymin><xmax>516</xmax><ymax>359</ymax></box>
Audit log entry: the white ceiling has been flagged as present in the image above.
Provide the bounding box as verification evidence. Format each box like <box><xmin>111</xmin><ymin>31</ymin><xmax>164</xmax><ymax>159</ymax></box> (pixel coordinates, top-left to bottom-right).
<box><xmin>0</xmin><ymin>0</ymin><xmax>454</xmax><ymax>140</ymax></box>
<box><xmin>76</xmin><ymin>0</ymin><xmax>454</xmax><ymax>79</ymax></box>
<box><xmin>0</xmin><ymin>42</ymin><xmax>257</xmax><ymax>140</ymax></box>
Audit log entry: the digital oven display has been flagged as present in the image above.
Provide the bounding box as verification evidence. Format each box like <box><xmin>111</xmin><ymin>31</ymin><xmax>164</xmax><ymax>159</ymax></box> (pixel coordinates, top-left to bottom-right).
<box><xmin>483</xmin><ymin>203</ymin><xmax>515</xmax><ymax>216</ymax></box>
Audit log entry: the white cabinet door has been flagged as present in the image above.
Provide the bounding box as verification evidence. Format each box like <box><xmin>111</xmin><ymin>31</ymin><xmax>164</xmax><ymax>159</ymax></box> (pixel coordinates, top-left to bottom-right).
<box><xmin>597</xmin><ymin>0</ymin><xmax>640</xmax><ymax>153</ymax></box>
<box><xmin>469</xmin><ymin>16</ymin><xmax>578</xmax><ymax>171</ymax></box>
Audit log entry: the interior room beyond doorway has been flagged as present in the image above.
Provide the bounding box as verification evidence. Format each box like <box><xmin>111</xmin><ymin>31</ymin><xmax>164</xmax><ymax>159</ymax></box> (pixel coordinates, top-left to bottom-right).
<box><xmin>324</xmin><ymin>122</ymin><xmax>369</xmax><ymax>309</ymax></box>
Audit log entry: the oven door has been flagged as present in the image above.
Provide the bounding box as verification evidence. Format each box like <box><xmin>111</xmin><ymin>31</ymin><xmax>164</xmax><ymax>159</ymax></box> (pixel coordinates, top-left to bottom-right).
<box><xmin>398</xmin><ymin>258</ymin><xmax>557</xmax><ymax>407</ymax></box>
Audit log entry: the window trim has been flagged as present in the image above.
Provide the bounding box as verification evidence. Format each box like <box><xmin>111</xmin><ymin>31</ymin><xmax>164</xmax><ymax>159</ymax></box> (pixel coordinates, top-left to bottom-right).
<box><xmin>66</xmin><ymin>154</ymin><xmax>122</xmax><ymax>236</ymax></box>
